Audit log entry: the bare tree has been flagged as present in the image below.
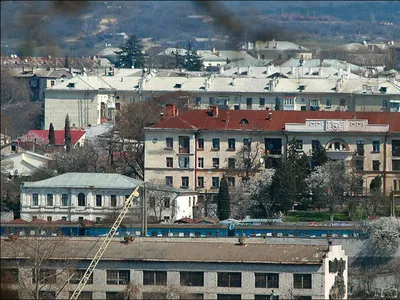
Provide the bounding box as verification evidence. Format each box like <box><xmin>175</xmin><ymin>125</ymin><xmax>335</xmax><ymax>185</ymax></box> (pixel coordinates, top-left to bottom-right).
<box><xmin>146</xmin><ymin>179</ymin><xmax>178</xmax><ymax>223</ymax></box>
<box><xmin>1</xmin><ymin>233</ymin><xmax>76</xmax><ymax>300</ymax></box>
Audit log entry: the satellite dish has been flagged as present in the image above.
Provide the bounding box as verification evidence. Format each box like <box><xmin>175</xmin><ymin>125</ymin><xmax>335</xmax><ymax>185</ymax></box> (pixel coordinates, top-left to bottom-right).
<box><xmin>259</xmin><ymin>157</ymin><xmax>265</xmax><ymax>163</ymax></box>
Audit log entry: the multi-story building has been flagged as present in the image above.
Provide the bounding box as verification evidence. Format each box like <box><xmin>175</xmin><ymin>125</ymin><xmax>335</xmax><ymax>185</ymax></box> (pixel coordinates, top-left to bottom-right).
<box><xmin>20</xmin><ymin>172</ymin><xmax>197</xmax><ymax>223</ymax></box>
<box><xmin>1</xmin><ymin>237</ymin><xmax>348</xmax><ymax>300</ymax></box>
<box><xmin>43</xmin><ymin>72</ymin><xmax>400</xmax><ymax>129</ymax></box>
<box><xmin>144</xmin><ymin>106</ymin><xmax>400</xmax><ymax>199</ymax></box>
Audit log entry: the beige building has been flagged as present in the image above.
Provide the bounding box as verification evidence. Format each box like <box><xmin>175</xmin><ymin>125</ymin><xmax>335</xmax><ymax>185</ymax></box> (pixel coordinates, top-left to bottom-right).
<box><xmin>144</xmin><ymin>107</ymin><xmax>400</xmax><ymax>198</ymax></box>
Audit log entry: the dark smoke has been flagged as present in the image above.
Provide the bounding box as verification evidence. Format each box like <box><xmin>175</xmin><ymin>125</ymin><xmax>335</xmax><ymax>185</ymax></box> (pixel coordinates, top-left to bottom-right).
<box><xmin>194</xmin><ymin>0</ymin><xmax>294</xmax><ymax>42</ymax></box>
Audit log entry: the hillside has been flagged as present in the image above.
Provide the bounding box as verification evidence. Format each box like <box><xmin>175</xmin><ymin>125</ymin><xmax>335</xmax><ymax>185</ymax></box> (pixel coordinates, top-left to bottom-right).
<box><xmin>1</xmin><ymin>1</ymin><xmax>399</xmax><ymax>57</ymax></box>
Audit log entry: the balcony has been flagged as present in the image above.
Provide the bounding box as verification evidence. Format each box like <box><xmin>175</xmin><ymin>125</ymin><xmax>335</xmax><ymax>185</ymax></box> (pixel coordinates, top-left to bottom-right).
<box><xmin>266</xmin><ymin>149</ymin><xmax>282</xmax><ymax>156</ymax></box>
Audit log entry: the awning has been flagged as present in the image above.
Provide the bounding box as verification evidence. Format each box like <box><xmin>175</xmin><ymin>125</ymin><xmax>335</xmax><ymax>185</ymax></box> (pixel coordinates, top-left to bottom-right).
<box><xmin>390</xmin><ymin>100</ymin><xmax>400</xmax><ymax>103</ymax></box>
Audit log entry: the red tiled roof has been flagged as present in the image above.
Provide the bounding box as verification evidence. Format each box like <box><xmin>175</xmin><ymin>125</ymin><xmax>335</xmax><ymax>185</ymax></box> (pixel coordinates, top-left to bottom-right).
<box><xmin>23</xmin><ymin>130</ymin><xmax>86</xmax><ymax>145</ymax></box>
<box><xmin>6</xmin><ymin>218</ymin><xmax>28</xmax><ymax>224</ymax></box>
<box><xmin>53</xmin><ymin>219</ymin><xmax>73</xmax><ymax>224</ymax></box>
<box><xmin>150</xmin><ymin>110</ymin><xmax>400</xmax><ymax>132</ymax></box>
<box><xmin>30</xmin><ymin>219</ymin><xmax>47</xmax><ymax>224</ymax></box>
<box><xmin>80</xmin><ymin>220</ymin><xmax>95</xmax><ymax>226</ymax></box>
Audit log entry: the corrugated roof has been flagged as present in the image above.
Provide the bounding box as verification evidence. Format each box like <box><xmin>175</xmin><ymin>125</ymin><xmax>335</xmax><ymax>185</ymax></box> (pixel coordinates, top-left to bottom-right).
<box><xmin>149</xmin><ymin>110</ymin><xmax>400</xmax><ymax>133</ymax></box>
<box><xmin>1</xmin><ymin>238</ymin><xmax>328</xmax><ymax>265</ymax></box>
<box><xmin>22</xmin><ymin>173</ymin><xmax>143</xmax><ymax>189</ymax></box>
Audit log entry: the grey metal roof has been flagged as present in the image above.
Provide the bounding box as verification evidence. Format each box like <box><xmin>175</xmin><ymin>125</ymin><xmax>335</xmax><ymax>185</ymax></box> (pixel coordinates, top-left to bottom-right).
<box><xmin>1</xmin><ymin>237</ymin><xmax>328</xmax><ymax>265</ymax></box>
<box><xmin>22</xmin><ymin>173</ymin><xmax>143</xmax><ymax>189</ymax></box>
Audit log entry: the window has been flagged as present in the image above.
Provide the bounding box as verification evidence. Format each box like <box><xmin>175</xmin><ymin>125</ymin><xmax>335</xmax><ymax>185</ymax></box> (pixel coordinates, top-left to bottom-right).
<box><xmin>69</xmin><ymin>292</ymin><xmax>92</xmax><ymax>300</ymax></box>
<box><xmin>393</xmin><ymin>140</ymin><xmax>400</xmax><ymax>157</ymax></box>
<box><xmin>106</xmin><ymin>292</ymin><xmax>123</xmax><ymax>300</ymax></box>
<box><xmin>46</xmin><ymin>194</ymin><xmax>53</xmax><ymax>206</ymax></box>
<box><xmin>163</xmin><ymin>198</ymin><xmax>170</xmax><ymax>208</ymax></box>
<box><xmin>356</xmin><ymin>140</ymin><xmax>365</xmax><ymax>156</ymax></box>
<box><xmin>213</xmin><ymin>158</ymin><xmax>220</xmax><ymax>168</ymax></box>
<box><xmin>198</xmin><ymin>157</ymin><xmax>204</xmax><ymax>168</ymax></box>
<box><xmin>181</xmin><ymin>294</ymin><xmax>204</xmax><ymax>300</ymax></box>
<box><xmin>198</xmin><ymin>138</ymin><xmax>204</xmax><ymax>149</ymax></box>
<box><xmin>240</xmin><ymin>118</ymin><xmax>249</xmax><ymax>124</ymax></box>
<box><xmin>212</xmin><ymin>138</ymin><xmax>220</xmax><ymax>150</ymax></box>
<box><xmin>2</xmin><ymin>268</ymin><xmax>18</xmax><ymax>283</ymax></box>
<box><xmin>244</xmin><ymin>158</ymin><xmax>251</xmax><ymax>169</ymax></box>
<box><xmin>181</xmin><ymin>177</ymin><xmax>189</xmax><ymax>188</ymax></box>
<box><xmin>96</xmin><ymin>195</ymin><xmax>102</xmax><ymax>207</ymax></box>
<box><xmin>143</xmin><ymin>293</ymin><xmax>167</xmax><ymax>300</ymax></box>
<box><xmin>393</xmin><ymin>160</ymin><xmax>400</xmax><ymax>171</ymax></box>
<box><xmin>195</xmin><ymin>97</ymin><xmax>201</xmax><ymax>106</ymax></box>
<box><xmin>293</xmin><ymin>274</ymin><xmax>312</xmax><ymax>289</ymax></box>
<box><xmin>355</xmin><ymin>159</ymin><xmax>364</xmax><ymax>171</ymax></box>
<box><xmin>149</xmin><ymin>197</ymin><xmax>156</xmax><ymax>208</ymax></box>
<box><xmin>244</xmin><ymin>138</ymin><xmax>251</xmax><ymax>148</ymax></box>
<box><xmin>382</xmin><ymin>99</ymin><xmax>388</xmax><ymax>108</ymax></box>
<box><xmin>128</xmin><ymin>96</ymin><xmax>135</xmax><ymax>103</ymax></box>
<box><xmin>78</xmin><ymin>193</ymin><xmax>86</xmax><ymax>207</ymax></box>
<box><xmin>326</xmin><ymin>99</ymin><xmax>332</xmax><ymax>107</ymax></box>
<box><xmin>311</xmin><ymin>140</ymin><xmax>321</xmax><ymax>150</ymax></box>
<box><xmin>228</xmin><ymin>139</ymin><xmax>236</xmax><ymax>150</ymax></box>
<box><xmin>179</xmin><ymin>156</ymin><xmax>189</xmax><ymax>168</ymax></box>
<box><xmin>217</xmin><ymin>295</ymin><xmax>241</xmax><ymax>300</ymax></box>
<box><xmin>197</xmin><ymin>177</ymin><xmax>204</xmax><ymax>188</ymax></box>
<box><xmin>340</xmin><ymin>99</ymin><xmax>346</xmax><ymax>106</ymax></box>
<box><xmin>143</xmin><ymin>271</ymin><xmax>167</xmax><ymax>286</ymax></box>
<box><xmin>227</xmin><ymin>177</ymin><xmax>235</xmax><ymax>187</ymax></box>
<box><xmin>106</xmin><ymin>270</ymin><xmax>130</xmax><ymax>285</ymax></box>
<box><xmin>50</xmin><ymin>80</ymin><xmax>55</xmax><ymax>87</ymax></box>
<box><xmin>217</xmin><ymin>272</ymin><xmax>241</xmax><ymax>287</ymax></box>
<box><xmin>255</xmin><ymin>273</ymin><xmax>279</xmax><ymax>288</ymax></box>
<box><xmin>212</xmin><ymin>177</ymin><xmax>220</xmax><ymax>188</ymax></box>
<box><xmin>228</xmin><ymin>158</ymin><xmax>236</xmax><ymax>169</ymax></box>
<box><xmin>259</xmin><ymin>98</ymin><xmax>265</xmax><ymax>106</ymax></box>
<box><xmin>179</xmin><ymin>136</ymin><xmax>190</xmax><ymax>153</ymax></box>
<box><xmin>166</xmin><ymin>137</ymin><xmax>173</xmax><ymax>149</ymax></box>
<box><xmin>47</xmin><ymin>216</ymin><xmax>52</xmax><ymax>222</ymax></box>
<box><xmin>61</xmin><ymin>194</ymin><xmax>69</xmax><ymax>206</ymax></box>
<box><xmin>372</xmin><ymin>141</ymin><xmax>380</xmax><ymax>152</ymax></box>
<box><xmin>373</xmin><ymin>160</ymin><xmax>380</xmax><ymax>171</ymax></box>
<box><xmin>62</xmin><ymin>216</ymin><xmax>67</xmax><ymax>220</ymax></box>
<box><xmin>394</xmin><ymin>180</ymin><xmax>398</xmax><ymax>191</ymax></box>
<box><xmin>110</xmin><ymin>195</ymin><xmax>117</xmax><ymax>207</ymax></box>
<box><xmin>255</xmin><ymin>296</ymin><xmax>279</xmax><ymax>300</ymax></box>
<box><xmin>296</xmin><ymin>139</ymin><xmax>303</xmax><ymax>150</ymax></box>
<box><xmin>246</xmin><ymin>97</ymin><xmax>252</xmax><ymax>108</ymax></box>
<box><xmin>180</xmin><ymin>271</ymin><xmax>204</xmax><ymax>286</ymax></box>
<box><xmin>32</xmin><ymin>269</ymin><xmax>56</xmax><ymax>284</ymax></box>
<box><xmin>284</xmin><ymin>97</ymin><xmax>294</xmax><ymax>106</ymax></box>
<box><xmin>310</xmin><ymin>99</ymin><xmax>319</xmax><ymax>107</ymax></box>
<box><xmin>39</xmin><ymin>291</ymin><xmax>56</xmax><ymax>299</ymax></box>
<box><xmin>115</xmin><ymin>103</ymin><xmax>121</xmax><ymax>111</ymax></box>
<box><xmin>69</xmin><ymin>269</ymin><xmax>93</xmax><ymax>284</ymax></box>
<box><xmin>166</xmin><ymin>176</ymin><xmax>173</xmax><ymax>187</ymax></box>
<box><xmin>209</xmin><ymin>97</ymin><xmax>215</xmax><ymax>105</ymax></box>
<box><xmin>294</xmin><ymin>297</ymin><xmax>311</xmax><ymax>300</ymax></box>
<box><xmin>166</xmin><ymin>157</ymin><xmax>173</xmax><ymax>168</ymax></box>
<box><xmin>32</xmin><ymin>193</ymin><xmax>39</xmax><ymax>206</ymax></box>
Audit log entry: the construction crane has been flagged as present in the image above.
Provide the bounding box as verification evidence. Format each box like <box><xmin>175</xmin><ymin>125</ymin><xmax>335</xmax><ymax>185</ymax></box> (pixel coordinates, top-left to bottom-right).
<box><xmin>69</xmin><ymin>185</ymin><xmax>141</xmax><ymax>300</ymax></box>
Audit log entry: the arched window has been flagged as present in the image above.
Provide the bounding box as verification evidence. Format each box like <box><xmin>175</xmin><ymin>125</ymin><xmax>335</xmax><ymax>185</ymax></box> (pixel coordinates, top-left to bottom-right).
<box><xmin>240</xmin><ymin>118</ymin><xmax>249</xmax><ymax>124</ymax></box>
<box><xmin>78</xmin><ymin>193</ymin><xmax>86</xmax><ymax>207</ymax></box>
<box><xmin>326</xmin><ymin>140</ymin><xmax>349</xmax><ymax>152</ymax></box>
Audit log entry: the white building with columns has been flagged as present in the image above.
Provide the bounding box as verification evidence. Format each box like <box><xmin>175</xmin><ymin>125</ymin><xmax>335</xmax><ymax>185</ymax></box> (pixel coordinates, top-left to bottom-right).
<box><xmin>20</xmin><ymin>173</ymin><xmax>143</xmax><ymax>222</ymax></box>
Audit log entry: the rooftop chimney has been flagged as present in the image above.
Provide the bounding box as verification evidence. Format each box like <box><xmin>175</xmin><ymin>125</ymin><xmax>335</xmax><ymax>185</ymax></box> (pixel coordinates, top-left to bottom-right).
<box><xmin>209</xmin><ymin>106</ymin><xmax>219</xmax><ymax>118</ymax></box>
<box><xmin>165</xmin><ymin>104</ymin><xmax>178</xmax><ymax>120</ymax></box>
<box><xmin>232</xmin><ymin>77</ymin><xmax>237</xmax><ymax>86</ymax></box>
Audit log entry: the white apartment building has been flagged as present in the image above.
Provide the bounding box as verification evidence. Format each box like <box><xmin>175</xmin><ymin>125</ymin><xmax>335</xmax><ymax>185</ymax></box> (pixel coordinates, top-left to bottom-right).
<box><xmin>44</xmin><ymin>71</ymin><xmax>400</xmax><ymax>129</ymax></box>
<box><xmin>1</xmin><ymin>237</ymin><xmax>348</xmax><ymax>300</ymax></box>
<box><xmin>144</xmin><ymin>106</ymin><xmax>400</xmax><ymax>198</ymax></box>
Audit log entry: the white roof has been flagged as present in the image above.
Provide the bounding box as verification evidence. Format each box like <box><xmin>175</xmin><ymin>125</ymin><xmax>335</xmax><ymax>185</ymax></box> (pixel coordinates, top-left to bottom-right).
<box><xmin>254</xmin><ymin>40</ymin><xmax>310</xmax><ymax>51</ymax></box>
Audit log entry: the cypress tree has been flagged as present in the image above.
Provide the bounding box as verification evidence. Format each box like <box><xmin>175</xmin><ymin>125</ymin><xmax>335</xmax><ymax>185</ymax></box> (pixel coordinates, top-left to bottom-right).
<box><xmin>48</xmin><ymin>123</ymin><xmax>55</xmax><ymax>145</ymax></box>
<box><xmin>64</xmin><ymin>114</ymin><xmax>72</xmax><ymax>152</ymax></box>
<box><xmin>217</xmin><ymin>175</ymin><xmax>231</xmax><ymax>220</ymax></box>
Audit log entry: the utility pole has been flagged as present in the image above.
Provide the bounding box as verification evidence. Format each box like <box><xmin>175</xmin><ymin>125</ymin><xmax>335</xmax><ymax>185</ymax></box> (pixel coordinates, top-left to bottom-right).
<box><xmin>141</xmin><ymin>184</ymin><xmax>147</xmax><ymax>236</ymax></box>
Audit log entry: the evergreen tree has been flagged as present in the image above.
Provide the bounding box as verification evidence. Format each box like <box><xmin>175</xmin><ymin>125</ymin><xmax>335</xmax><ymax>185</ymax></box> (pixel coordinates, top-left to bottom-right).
<box><xmin>311</xmin><ymin>141</ymin><xmax>328</xmax><ymax>168</ymax></box>
<box><xmin>217</xmin><ymin>175</ymin><xmax>231</xmax><ymax>220</ymax></box>
<box><xmin>48</xmin><ymin>123</ymin><xmax>55</xmax><ymax>146</ymax></box>
<box><xmin>115</xmin><ymin>35</ymin><xmax>146</xmax><ymax>69</ymax></box>
<box><xmin>64</xmin><ymin>54</ymin><xmax>69</xmax><ymax>68</ymax></box>
<box><xmin>183</xmin><ymin>41</ymin><xmax>203</xmax><ymax>71</ymax></box>
<box><xmin>370</xmin><ymin>175</ymin><xmax>382</xmax><ymax>193</ymax></box>
<box><xmin>269</xmin><ymin>161</ymin><xmax>297</xmax><ymax>212</ymax></box>
<box><xmin>64</xmin><ymin>114</ymin><xmax>72</xmax><ymax>152</ymax></box>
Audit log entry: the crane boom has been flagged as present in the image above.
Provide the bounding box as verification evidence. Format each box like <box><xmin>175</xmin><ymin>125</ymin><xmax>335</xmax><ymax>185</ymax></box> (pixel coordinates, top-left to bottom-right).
<box><xmin>70</xmin><ymin>185</ymin><xmax>141</xmax><ymax>300</ymax></box>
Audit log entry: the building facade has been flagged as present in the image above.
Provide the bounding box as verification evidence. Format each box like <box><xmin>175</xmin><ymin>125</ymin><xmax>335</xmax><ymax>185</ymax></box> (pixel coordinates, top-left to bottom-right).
<box><xmin>144</xmin><ymin>107</ymin><xmax>400</xmax><ymax>198</ymax></box>
<box><xmin>1</xmin><ymin>237</ymin><xmax>348</xmax><ymax>300</ymax></box>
